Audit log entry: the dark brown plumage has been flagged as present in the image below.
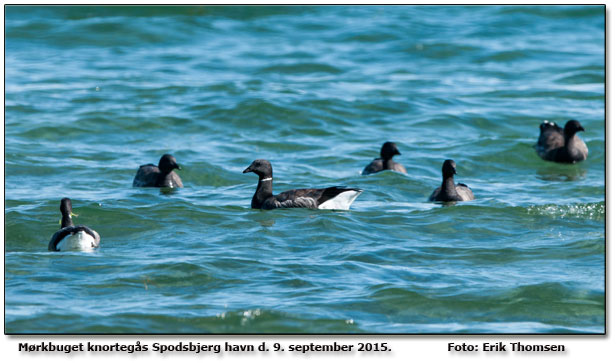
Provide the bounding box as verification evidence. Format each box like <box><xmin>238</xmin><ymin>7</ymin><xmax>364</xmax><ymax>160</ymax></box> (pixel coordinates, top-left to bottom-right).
<box><xmin>362</xmin><ymin>141</ymin><xmax>407</xmax><ymax>175</ymax></box>
<box><xmin>133</xmin><ymin>154</ymin><xmax>183</xmax><ymax>188</ymax></box>
<box><xmin>429</xmin><ymin>160</ymin><xmax>474</xmax><ymax>202</ymax></box>
<box><xmin>534</xmin><ymin>120</ymin><xmax>588</xmax><ymax>163</ymax></box>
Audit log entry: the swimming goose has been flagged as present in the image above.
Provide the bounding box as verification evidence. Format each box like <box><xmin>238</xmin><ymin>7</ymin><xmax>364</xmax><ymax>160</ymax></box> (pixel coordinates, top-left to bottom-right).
<box><xmin>133</xmin><ymin>154</ymin><xmax>183</xmax><ymax>187</ymax></box>
<box><xmin>534</xmin><ymin>120</ymin><xmax>588</xmax><ymax>163</ymax></box>
<box><xmin>243</xmin><ymin>159</ymin><xmax>362</xmax><ymax>210</ymax></box>
<box><xmin>362</xmin><ymin>141</ymin><xmax>407</xmax><ymax>175</ymax></box>
<box><xmin>429</xmin><ymin>159</ymin><xmax>474</xmax><ymax>202</ymax></box>
<box><xmin>48</xmin><ymin>198</ymin><xmax>100</xmax><ymax>252</ymax></box>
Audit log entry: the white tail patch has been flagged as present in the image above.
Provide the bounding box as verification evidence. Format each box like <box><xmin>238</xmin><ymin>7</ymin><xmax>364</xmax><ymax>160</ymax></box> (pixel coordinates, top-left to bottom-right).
<box><xmin>57</xmin><ymin>231</ymin><xmax>97</xmax><ymax>252</ymax></box>
<box><xmin>317</xmin><ymin>190</ymin><xmax>362</xmax><ymax>210</ymax></box>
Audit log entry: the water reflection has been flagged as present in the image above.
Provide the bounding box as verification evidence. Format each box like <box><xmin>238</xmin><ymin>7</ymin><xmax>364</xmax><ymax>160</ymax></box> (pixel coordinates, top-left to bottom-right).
<box><xmin>251</xmin><ymin>210</ymin><xmax>276</xmax><ymax>228</ymax></box>
<box><xmin>536</xmin><ymin>165</ymin><xmax>587</xmax><ymax>181</ymax></box>
<box><xmin>159</xmin><ymin>187</ymin><xmax>181</xmax><ymax>196</ymax></box>
<box><xmin>258</xmin><ymin>219</ymin><xmax>276</xmax><ymax>228</ymax></box>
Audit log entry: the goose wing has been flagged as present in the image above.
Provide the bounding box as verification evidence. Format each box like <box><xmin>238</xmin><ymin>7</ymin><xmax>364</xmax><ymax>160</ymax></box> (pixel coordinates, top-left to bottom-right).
<box><xmin>133</xmin><ymin>164</ymin><xmax>160</xmax><ymax>187</ymax></box>
<box><xmin>455</xmin><ymin>183</ymin><xmax>475</xmax><ymax>201</ymax></box>
<box><xmin>263</xmin><ymin>189</ymin><xmax>321</xmax><ymax>209</ymax></box>
<box><xmin>362</xmin><ymin>159</ymin><xmax>384</xmax><ymax>175</ymax></box>
<box><xmin>262</xmin><ymin>187</ymin><xmax>362</xmax><ymax>210</ymax></box>
<box><xmin>535</xmin><ymin>121</ymin><xmax>564</xmax><ymax>157</ymax></box>
<box><xmin>428</xmin><ymin>186</ymin><xmax>442</xmax><ymax>201</ymax></box>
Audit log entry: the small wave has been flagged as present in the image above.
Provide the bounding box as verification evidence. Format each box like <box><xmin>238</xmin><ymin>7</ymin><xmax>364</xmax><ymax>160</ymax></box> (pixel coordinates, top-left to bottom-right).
<box><xmin>475</xmin><ymin>50</ymin><xmax>528</xmax><ymax>62</ymax></box>
<box><xmin>496</xmin><ymin>5</ymin><xmax>603</xmax><ymax>19</ymax></box>
<box><xmin>258</xmin><ymin>63</ymin><xmax>343</xmax><ymax>75</ymax></box>
<box><xmin>404</xmin><ymin>42</ymin><xmax>483</xmax><ymax>59</ymax></box>
<box><xmin>343</xmin><ymin>32</ymin><xmax>399</xmax><ymax>43</ymax></box>
<box><xmin>5</xmin><ymin>104</ymin><xmax>41</xmax><ymax>114</ymax></box>
<box><xmin>6</xmin><ymin>308</ymin><xmax>363</xmax><ymax>334</ymax></box>
<box><xmin>527</xmin><ymin>202</ymin><xmax>604</xmax><ymax>220</ymax></box>
<box><xmin>555</xmin><ymin>72</ymin><xmax>605</xmax><ymax>85</ymax></box>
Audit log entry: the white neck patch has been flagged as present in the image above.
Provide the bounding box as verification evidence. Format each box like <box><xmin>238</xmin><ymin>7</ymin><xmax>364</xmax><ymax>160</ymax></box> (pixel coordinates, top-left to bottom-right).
<box><xmin>261</xmin><ymin>177</ymin><xmax>273</xmax><ymax>182</ymax></box>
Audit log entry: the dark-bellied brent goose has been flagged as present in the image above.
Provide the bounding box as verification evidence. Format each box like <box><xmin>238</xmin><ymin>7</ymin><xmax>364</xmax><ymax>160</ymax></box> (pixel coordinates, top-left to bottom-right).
<box><xmin>133</xmin><ymin>154</ymin><xmax>183</xmax><ymax>188</ymax></box>
<box><xmin>243</xmin><ymin>159</ymin><xmax>363</xmax><ymax>210</ymax></box>
<box><xmin>362</xmin><ymin>141</ymin><xmax>407</xmax><ymax>175</ymax></box>
<box><xmin>534</xmin><ymin>120</ymin><xmax>588</xmax><ymax>163</ymax></box>
<box><xmin>429</xmin><ymin>159</ymin><xmax>475</xmax><ymax>202</ymax></box>
<box><xmin>48</xmin><ymin>198</ymin><xmax>100</xmax><ymax>252</ymax></box>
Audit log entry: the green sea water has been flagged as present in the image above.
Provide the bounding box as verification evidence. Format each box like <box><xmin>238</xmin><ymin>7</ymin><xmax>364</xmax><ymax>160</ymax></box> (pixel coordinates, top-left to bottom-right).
<box><xmin>4</xmin><ymin>5</ymin><xmax>605</xmax><ymax>334</ymax></box>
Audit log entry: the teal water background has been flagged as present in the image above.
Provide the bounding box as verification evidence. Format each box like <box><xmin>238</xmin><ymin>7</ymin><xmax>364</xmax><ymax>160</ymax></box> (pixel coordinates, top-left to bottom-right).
<box><xmin>4</xmin><ymin>5</ymin><xmax>605</xmax><ymax>334</ymax></box>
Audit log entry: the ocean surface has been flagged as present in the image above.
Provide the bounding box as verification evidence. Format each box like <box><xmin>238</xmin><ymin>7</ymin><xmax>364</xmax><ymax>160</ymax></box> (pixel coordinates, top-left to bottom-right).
<box><xmin>4</xmin><ymin>5</ymin><xmax>605</xmax><ymax>334</ymax></box>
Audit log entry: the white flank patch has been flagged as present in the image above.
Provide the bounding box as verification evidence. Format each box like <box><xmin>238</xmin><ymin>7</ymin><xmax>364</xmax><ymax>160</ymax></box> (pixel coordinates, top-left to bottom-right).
<box><xmin>318</xmin><ymin>190</ymin><xmax>362</xmax><ymax>210</ymax></box>
<box><xmin>57</xmin><ymin>231</ymin><xmax>97</xmax><ymax>252</ymax></box>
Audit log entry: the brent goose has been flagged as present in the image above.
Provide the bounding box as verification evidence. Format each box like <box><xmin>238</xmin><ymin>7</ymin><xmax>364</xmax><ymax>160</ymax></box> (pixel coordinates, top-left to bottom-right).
<box><xmin>133</xmin><ymin>154</ymin><xmax>183</xmax><ymax>187</ymax></box>
<box><xmin>534</xmin><ymin>120</ymin><xmax>588</xmax><ymax>163</ymax></box>
<box><xmin>243</xmin><ymin>159</ymin><xmax>362</xmax><ymax>210</ymax></box>
<box><xmin>429</xmin><ymin>159</ymin><xmax>475</xmax><ymax>202</ymax></box>
<box><xmin>48</xmin><ymin>198</ymin><xmax>100</xmax><ymax>252</ymax></box>
<box><xmin>362</xmin><ymin>141</ymin><xmax>407</xmax><ymax>175</ymax></box>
